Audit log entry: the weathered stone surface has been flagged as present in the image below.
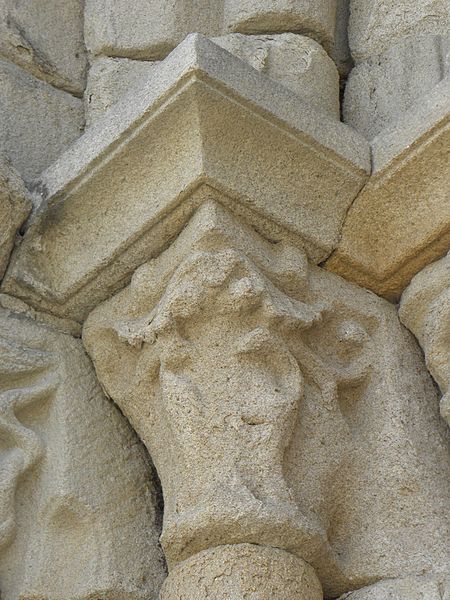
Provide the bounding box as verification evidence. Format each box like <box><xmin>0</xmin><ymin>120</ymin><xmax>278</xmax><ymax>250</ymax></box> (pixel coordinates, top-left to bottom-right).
<box><xmin>2</xmin><ymin>34</ymin><xmax>369</xmax><ymax>322</ymax></box>
<box><xmin>160</xmin><ymin>545</ymin><xmax>323</xmax><ymax>600</ymax></box>
<box><xmin>223</xmin><ymin>0</ymin><xmax>338</xmax><ymax>52</ymax></box>
<box><xmin>339</xmin><ymin>574</ymin><xmax>450</xmax><ymax>599</ymax></box>
<box><xmin>84</xmin><ymin>202</ymin><xmax>327</xmax><ymax>568</ymax></box>
<box><xmin>327</xmin><ymin>77</ymin><xmax>450</xmax><ymax>300</ymax></box>
<box><xmin>84</xmin><ymin>202</ymin><xmax>450</xmax><ymax>597</ymax></box>
<box><xmin>344</xmin><ymin>35</ymin><xmax>450</xmax><ymax>139</ymax></box>
<box><xmin>85</xmin><ymin>0</ymin><xmax>339</xmax><ymax>59</ymax></box>
<box><xmin>0</xmin><ymin>308</ymin><xmax>165</xmax><ymax>599</ymax></box>
<box><xmin>85</xmin><ymin>57</ymin><xmax>161</xmax><ymax>126</ymax></box>
<box><xmin>213</xmin><ymin>33</ymin><xmax>340</xmax><ymax>118</ymax></box>
<box><xmin>0</xmin><ymin>0</ymin><xmax>87</xmax><ymax>95</ymax></box>
<box><xmin>84</xmin><ymin>0</ymin><xmax>222</xmax><ymax>60</ymax></box>
<box><xmin>349</xmin><ymin>0</ymin><xmax>450</xmax><ymax>62</ymax></box>
<box><xmin>0</xmin><ymin>59</ymin><xmax>84</xmax><ymax>184</ymax></box>
<box><xmin>86</xmin><ymin>34</ymin><xmax>339</xmax><ymax>127</ymax></box>
<box><xmin>0</xmin><ymin>3</ymin><xmax>449</xmax><ymax>598</ymax></box>
<box><xmin>331</xmin><ymin>0</ymin><xmax>353</xmax><ymax>77</ymax></box>
<box><xmin>0</xmin><ymin>156</ymin><xmax>31</xmax><ymax>280</ymax></box>
<box><xmin>400</xmin><ymin>252</ymin><xmax>450</xmax><ymax>425</ymax></box>
<box><xmin>0</xmin><ymin>292</ymin><xmax>81</xmax><ymax>337</ymax></box>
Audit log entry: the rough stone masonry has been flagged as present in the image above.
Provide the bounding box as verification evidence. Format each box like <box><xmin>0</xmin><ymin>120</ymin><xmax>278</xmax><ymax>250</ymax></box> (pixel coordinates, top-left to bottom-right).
<box><xmin>0</xmin><ymin>1</ymin><xmax>449</xmax><ymax>599</ymax></box>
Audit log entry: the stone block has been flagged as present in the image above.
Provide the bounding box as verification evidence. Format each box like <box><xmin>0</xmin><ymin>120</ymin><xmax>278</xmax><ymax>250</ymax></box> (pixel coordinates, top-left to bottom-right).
<box><xmin>0</xmin><ymin>308</ymin><xmax>165</xmax><ymax>599</ymax></box>
<box><xmin>0</xmin><ymin>59</ymin><xmax>84</xmax><ymax>184</ymax></box>
<box><xmin>213</xmin><ymin>33</ymin><xmax>340</xmax><ymax>119</ymax></box>
<box><xmin>339</xmin><ymin>575</ymin><xmax>450</xmax><ymax>599</ymax></box>
<box><xmin>84</xmin><ymin>0</ymin><xmax>222</xmax><ymax>60</ymax></box>
<box><xmin>326</xmin><ymin>77</ymin><xmax>450</xmax><ymax>301</ymax></box>
<box><xmin>0</xmin><ymin>156</ymin><xmax>31</xmax><ymax>280</ymax></box>
<box><xmin>349</xmin><ymin>0</ymin><xmax>450</xmax><ymax>62</ymax></box>
<box><xmin>87</xmin><ymin>34</ymin><xmax>339</xmax><ymax>126</ymax></box>
<box><xmin>400</xmin><ymin>252</ymin><xmax>450</xmax><ymax>425</ymax></box>
<box><xmin>85</xmin><ymin>57</ymin><xmax>161</xmax><ymax>126</ymax></box>
<box><xmin>344</xmin><ymin>35</ymin><xmax>450</xmax><ymax>139</ymax></box>
<box><xmin>223</xmin><ymin>0</ymin><xmax>338</xmax><ymax>52</ymax></box>
<box><xmin>1</xmin><ymin>34</ymin><xmax>369</xmax><ymax>322</ymax></box>
<box><xmin>0</xmin><ymin>0</ymin><xmax>87</xmax><ymax>95</ymax></box>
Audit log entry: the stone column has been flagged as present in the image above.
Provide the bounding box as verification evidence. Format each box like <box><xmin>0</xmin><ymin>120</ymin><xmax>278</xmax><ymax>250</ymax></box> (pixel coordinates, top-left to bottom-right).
<box><xmin>84</xmin><ymin>199</ymin><xmax>450</xmax><ymax>598</ymax></box>
<box><xmin>160</xmin><ymin>545</ymin><xmax>322</xmax><ymax>599</ymax></box>
<box><xmin>400</xmin><ymin>252</ymin><xmax>450</xmax><ymax>425</ymax></box>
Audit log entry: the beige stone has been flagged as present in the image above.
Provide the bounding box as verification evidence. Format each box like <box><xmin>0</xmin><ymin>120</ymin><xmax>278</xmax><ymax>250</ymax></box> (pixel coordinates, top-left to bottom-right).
<box><xmin>85</xmin><ymin>57</ymin><xmax>161</xmax><ymax>126</ymax></box>
<box><xmin>400</xmin><ymin>252</ymin><xmax>450</xmax><ymax>425</ymax></box>
<box><xmin>0</xmin><ymin>59</ymin><xmax>84</xmax><ymax>184</ymax></box>
<box><xmin>223</xmin><ymin>0</ymin><xmax>338</xmax><ymax>52</ymax></box>
<box><xmin>339</xmin><ymin>574</ymin><xmax>450</xmax><ymax>599</ymax></box>
<box><xmin>0</xmin><ymin>156</ymin><xmax>31</xmax><ymax>280</ymax></box>
<box><xmin>349</xmin><ymin>0</ymin><xmax>450</xmax><ymax>62</ymax></box>
<box><xmin>83</xmin><ymin>202</ymin><xmax>328</xmax><ymax>568</ymax></box>
<box><xmin>160</xmin><ymin>545</ymin><xmax>323</xmax><ymax>600</ymax></box>
<box><xmin>84</xmin><ymin>201</ymin><xmax>450</xmax><ymax>597</ymax></box>
<box><xmin>84</xmin><ymin>0</ymin><xmax>222</xmax><ymax>60</ymax></box>
<box><xmin>331</xmin><ymin>0</ymin><xmax>353</xmax><ymax>77</ymax></box>
<box><xmin>86</xmin><ymin>34</ymin><xmax>339</xmax><ymax>128</ymax></box>
<box><xmin>2</xmin><ymin>34</ymin><xmax>369</xmax><ymax>322</ymax></box>
<box><xmin>213</xmin><ymin>33</ymin><xmax>340</xmax><ymax>119</ymax></box>
<box><xmin>327</xmin><ymin>77</ymin><xmax>450</xmax><ymax>301</ymax></box>
<box><xmin>344</xmin><ymin>35</ymin><xmax>450</xmax><ymax>140</ymax></box>
<box><xmin>0</xmin><ymin>308</ymin><xmax>165</xmax><ymax>599</ymax></box>
<box><xmin>0</xmin><ymin>293</ymin><xmax>82</xmax><ymax>337</ymax></box>
<box><xmin>0</xmin><ymin>0</ymin><xmax>87</xmax><ymax>95</ymax></box>
<box><xmin>1</xmin><ymin>6</ymin><xmax>449</xmax><ymax>597</ymax></box>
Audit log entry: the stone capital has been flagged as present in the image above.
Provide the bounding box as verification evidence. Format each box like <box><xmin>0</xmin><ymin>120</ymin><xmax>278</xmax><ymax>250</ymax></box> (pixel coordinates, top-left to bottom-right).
<box><xmin>84</xmin><ymin>200</ymin><xmax>450</xmax><ymax>597</ymax></box>
<box><xmin>0</xmin><ymin>309</ymin><xmax>165</xmax><ymax>599</ymax></box>
<box><xmin>84</xmin><ymin>202</ymin><xmax>329</xmax><ymax>569</ymax></box>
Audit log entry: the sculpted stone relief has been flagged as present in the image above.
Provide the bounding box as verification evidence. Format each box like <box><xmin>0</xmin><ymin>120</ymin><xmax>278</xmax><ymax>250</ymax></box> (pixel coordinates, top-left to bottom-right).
<box><xmin>0</xmin><ymin>198</ymin><xmax>448</xmax><ymax>598</ymax></box>
<box><xmin>0</xmin><ymin>314</ymin><xmax>57</xmax><ymax>552</ymax></box>
<box><xmin>83</xmin><ymin>202</ymin><xmax>450</xmax><ymax>598</ymax></box>
<box><xmin>0</xmin><ymin>0</ymin><xmax>449</xmax><ymax>596</ymax></box>
<box><xmin>0</xmin><ymin>309</ymin><xmax>165</xmax><ymax>600</ymax></box>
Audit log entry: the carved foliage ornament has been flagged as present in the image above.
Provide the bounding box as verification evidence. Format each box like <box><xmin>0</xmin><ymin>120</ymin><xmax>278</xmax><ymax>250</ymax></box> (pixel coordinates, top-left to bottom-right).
<box><xmin>83</xmin><ymin>202</ymin><xmax>374</xmax><ymax>568</ymax></box>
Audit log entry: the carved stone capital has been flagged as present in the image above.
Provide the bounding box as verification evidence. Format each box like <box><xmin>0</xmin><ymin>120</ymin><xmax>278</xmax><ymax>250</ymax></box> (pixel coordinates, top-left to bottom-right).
<box><xmin>84</xmin><ymin>203</ymin><xmax>324</xmax><ymax>566</ymax></box>
<box><xmin>83</xmin><ymin>201</ymin><xmax>382</xmax><ymax>598</ymax></box>
<box><xmin>1</xmin><ymin>34</ymin><xmax>369</xmax><ymax>323</ymax></box>
<box><xmin>84</xmin><ymin>203</ymin><xmax>450</xmax><ymax>598</ymax></box>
